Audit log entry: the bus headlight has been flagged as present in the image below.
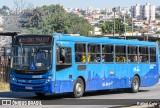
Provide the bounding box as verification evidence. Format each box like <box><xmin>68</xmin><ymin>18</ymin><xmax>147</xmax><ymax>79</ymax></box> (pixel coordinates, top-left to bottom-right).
<box><xmin>10</xmin><ymin>75</ymin><xmax>16</xmax><ymax>83</ymax></box>
<box><xmin>45</xmin><ymin>75</ymin><xmax>52</xmax><ymax>83</ymax></box>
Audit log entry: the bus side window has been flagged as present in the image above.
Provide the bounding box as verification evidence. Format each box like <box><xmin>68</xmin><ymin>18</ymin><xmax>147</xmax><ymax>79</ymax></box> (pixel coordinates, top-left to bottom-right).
<box><xmin>88</xmin><ymin>44</ymin><xmax>101</xmax><ymax>63</ymax></box>
<box><xmin>115</xmin><ymin>45</ymin><xmax>126</xmax><ymax>62</ymax></box>
<box><xmin>128</xmin><ymin>46</ymin><xmax>138</xmax><ymax>62</ymax></box>
<box><xmin>139</xmin><ymin>47</ymin><xmax>149</xmax><ymax>63</ymax></box>
<box><xmin>56</xmin><ymin>46</ymin><xmax>72</xmax><ymax>71</ymax></box>
<box><xmin>150</xmin><ymin>47</ymin><xmax>156</xmax><ymax>63</ymax></box>
<box><xmin>75</xmin><ymin>43</ymin><xmax>86</xmax><ymax>63</ymax></box>
<box><xmin>102</xmin><ymin>45</ymin><xmax>114</xmax><ymax>62</ymax></box>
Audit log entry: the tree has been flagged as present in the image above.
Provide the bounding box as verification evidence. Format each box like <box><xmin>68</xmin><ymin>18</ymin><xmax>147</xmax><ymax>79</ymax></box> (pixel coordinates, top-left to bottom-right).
<box><xmin>101</xmin><ymin>18</ymin><xmax>125</xmax><ymax>35</ymax></box>
<box><xmin>125</xmin><ymin>14</ymin><xmax>132</xmax><ymax>26</ymax></box>
<box><xmin>2</xmin><ymin>5</ymin><xmax>10</xmax><ymax>11</ymax></box>
<box><xmin>14</xmin><ymin>0</ymin><xmax>27</xmax><ymax>14</ymax></box>
<box><xmin>101</xmin><ymin>23</ymin><xmax>106</xmax><ymax>34</ymax></box>
<box><xmin>79</xmin><ymin>9</ymin><xmax>86</xmax><ymax>16</ymax></box>
<box><xmin>156</xmin><ymin>31</ymin><xmax>160</xmax><ymax>34</ymax></box>
<box><xmin>144</xmin><ymin>17</ymin><xmax>147</xmax><ymax>20</ymax></box>
<box><xmin>156</xmin><ymin>13</ymin><xmax>160</xmax><ymax>19</ymax></box>
<box><xmin>0</xmin><ymin>5</ymin><xmax>10</xmax><ymax>15</ymax></box>
<box><xmin>20</xmin><ymin>4</ymin><xmax>93</xmax><ymax>35</ymax></box>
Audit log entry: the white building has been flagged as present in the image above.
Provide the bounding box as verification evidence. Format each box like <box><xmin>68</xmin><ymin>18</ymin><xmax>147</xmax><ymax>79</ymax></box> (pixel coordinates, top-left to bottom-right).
<box><xmin>0</xmin><ymin>15</ymin><xmax>4</xmax><ymax>31</ymax></box>
<box><xmin>105</xmin><ymin>8</ymin><xmax>112</xmax><ymax>14</ymax></box>
<box><xmin>95</xmin><ymin>8</ymin><xmax>101</xmax><ymax>14</ymax></box>
<box><xmin>131</xmin><ymin>4</ymin><xmax>141</xmax><ymax>19</ymax></box>
<box><xmin>133</xmin><ymin>20</ymin><xmax>144</xmax><ymax>27</ymax></box>
<box><xmin>131</xmin><ymin>3</ymin><xmax>155</xmax><ymax>21</ymax></box>
<box><xmin>150</xmin><ymin>5</ymin><xmax>155</xmax><ymax>21</ymax></box>
<box><xmin>94</xmin><ymin>26</ymin><xmax>102</xmax><ymax>35</ymax></box>
<box><xmin>121</xmin><ymin>7</ymin><xmax>130</xmax><ymax>15</ymax></box>
<box><xmin>87</xmin><ymin>6</ymin><xmax>94</xmax><ymax>14</ymax></box>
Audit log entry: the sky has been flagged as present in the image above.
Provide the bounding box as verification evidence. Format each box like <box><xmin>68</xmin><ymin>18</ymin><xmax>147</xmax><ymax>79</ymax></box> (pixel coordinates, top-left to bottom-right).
<box><xmin>0</xmin><ymin>0</ymin><xmax>160</xmax><ymax>9</ymax></box>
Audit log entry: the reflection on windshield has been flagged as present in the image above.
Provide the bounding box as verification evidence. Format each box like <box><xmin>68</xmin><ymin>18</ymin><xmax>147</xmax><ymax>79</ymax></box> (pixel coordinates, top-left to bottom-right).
<box><xmin>11</xmin><ymin>45</ymin><xmax>52</xmax><ymax>71</ymax></box>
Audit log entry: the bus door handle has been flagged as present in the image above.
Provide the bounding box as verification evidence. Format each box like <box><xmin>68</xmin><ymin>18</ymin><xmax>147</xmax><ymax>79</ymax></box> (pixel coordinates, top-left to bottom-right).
<box><xmin>77</xmin><ymin>65</ymin><xmax>86</xmax><ymax>70</ymax></box>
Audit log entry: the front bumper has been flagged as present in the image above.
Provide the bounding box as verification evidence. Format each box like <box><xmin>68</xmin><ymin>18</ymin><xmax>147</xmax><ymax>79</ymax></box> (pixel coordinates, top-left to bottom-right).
<box><xmin>10</xmin><ymin>81</ymin><xmax>55</xmax><ymax>93</ymax></box>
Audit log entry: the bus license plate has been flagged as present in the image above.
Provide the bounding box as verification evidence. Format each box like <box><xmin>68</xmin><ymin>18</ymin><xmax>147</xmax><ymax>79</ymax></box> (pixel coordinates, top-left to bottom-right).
<box><xmin>25</xmin><ymin>86</ymin><xmax>33</xmax><ymax>90</ymax></box>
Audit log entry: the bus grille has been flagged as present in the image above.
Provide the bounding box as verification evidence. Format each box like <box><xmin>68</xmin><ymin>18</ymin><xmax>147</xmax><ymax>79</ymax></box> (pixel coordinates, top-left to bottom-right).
<box><xmin>16</xmin><ymin>77</ymin><xmax>46</xmax><ymax>85</ymax></box>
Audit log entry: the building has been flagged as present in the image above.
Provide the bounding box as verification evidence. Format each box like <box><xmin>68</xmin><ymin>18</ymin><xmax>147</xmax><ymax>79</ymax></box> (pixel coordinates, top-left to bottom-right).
<box><xmin>87</xmin><ymin>6</ymin><xmax>94</xmax><ymax>14</ymax></box>
<box><xmin>150</xmin><ymin>5</ymin><xmax>155</xmax><ymax>21</ymax></box>
<box><xmin>131</xmin><ymin>3</ymin><xmax>155</xmax><ymax>21</ymax></box>
<box><xmin>121</xmin><ymin>7</ymin><xmax>130</xmax><ymax>15</ymax></box>
<box><xmin>105</xmin><ymin>8</ymin><xmax>112</xmax><ymax>14</ymax></box>
<box><xmin>140</xmin><ymin>3</ymin><xmax>155</xmax><ymax>21</ymax></box>
<box><xmin>133</xmin><ymin>20</ymin><xmax>144</xmax><ymax>27</ymax></box>
<box><xmin>0</xmin><ymin>15</ymin><xmax>4</xmax><ymax>31</ymax></box>
<box><xmin>94</xmin><ymin>26</ymin><xmax>102</xmax><ymax>35</ymax></box>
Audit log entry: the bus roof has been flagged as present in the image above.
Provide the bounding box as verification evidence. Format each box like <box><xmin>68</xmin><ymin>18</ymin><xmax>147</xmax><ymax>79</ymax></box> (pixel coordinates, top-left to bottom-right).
<box><xmin>53</xmin><ymin>33</ymin><xmax>158</xmax><ymax>46</ymax></box>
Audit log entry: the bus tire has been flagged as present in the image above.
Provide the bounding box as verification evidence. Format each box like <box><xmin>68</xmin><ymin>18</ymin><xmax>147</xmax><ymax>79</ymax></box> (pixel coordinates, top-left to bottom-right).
<box><xmin>131</xmin><ymin>76</ymin><xmax>140</xmax><ymax>93</ymax></box>
<box><xmin>72</xmin><ymin>78</ymin><xmax>84</xmax><ymax>98</ymax></box>
<box><xmin>35</xmin><ymin>93</ymin><xmax>45</xmax><ymax>97</ymax></box>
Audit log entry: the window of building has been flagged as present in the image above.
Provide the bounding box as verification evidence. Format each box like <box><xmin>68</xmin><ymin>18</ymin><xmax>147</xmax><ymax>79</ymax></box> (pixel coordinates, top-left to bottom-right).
<box><xmin>75</xmin><ymin>43</ymin><xmax>86</xmax><ymax>63</ymax></box>
<box><xmin>139</xmin><ymin>47</ymin><xmax>148</xmax><ymax>63</ymax></box>
<box><xmin>128</xmin><ymin>46</ymin><xmax>138</xmax><ymax>62</ymax></box>
<box><xmin>102</xmin><ymin>45</ymin><xmax>114</xmax><ymax>62</ymax></box>
<box><xmin>88</xmin><ymin>44</ymin><xmax>101</xmax><ymax>63</ymax></box>
<box><xmin>115</xmin><ymin>45</ymin><xmax>126</xmax><ymax>62</ymax></box>
<box><xmin>56</xmin><ymin>47</ymin><xmax>72</xmax><ymax>71</ymax></box>
<box><xmin>150</xmin><ymin>47</ymin><xmax>156</xmax><ymax>63</ymax></box>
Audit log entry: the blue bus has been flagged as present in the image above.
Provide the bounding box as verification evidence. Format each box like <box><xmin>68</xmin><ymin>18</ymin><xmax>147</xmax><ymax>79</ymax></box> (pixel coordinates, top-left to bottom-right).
<box><xmin>10</xmin><ymin>33</ymin><xmax>159</xmax><ymax>98</ymax></box>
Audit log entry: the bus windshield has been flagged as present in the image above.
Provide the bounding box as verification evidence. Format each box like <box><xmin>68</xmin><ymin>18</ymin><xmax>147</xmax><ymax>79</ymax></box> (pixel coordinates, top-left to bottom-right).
<box><xmin>11</xmin><ymin>45</ymin><xmax>52</xmax><ymax>71</ymax></box>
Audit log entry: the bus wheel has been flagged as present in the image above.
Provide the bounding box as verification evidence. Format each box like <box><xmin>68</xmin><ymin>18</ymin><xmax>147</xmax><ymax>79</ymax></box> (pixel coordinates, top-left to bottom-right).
<box><xmin>131</xmin><ymin>76</ymin><xmax>140</xmax><ymax>93</ymax></box>
<box><xmin>72</xmin><ymin>78</ymin><xmax>84</xmax><ymax>98</ymax></box>
<box><xmin>35</xmin><ymin>93</ymin><xmax>45</xmax><ymax>97</ymax></box>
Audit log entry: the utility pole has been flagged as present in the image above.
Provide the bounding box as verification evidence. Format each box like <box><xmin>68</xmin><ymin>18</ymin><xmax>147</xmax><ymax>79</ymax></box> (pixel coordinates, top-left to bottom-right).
<box><xmin>131</xmin><ymin>17</ymin><xmax>133</xmax><ymax>36</ymax></box>
<box><xmin>112</xmin><ymin>8</ymin><xmax>116</xmax><ymax>36</ymax></box>
<box><xmin>147</xmin><ymin>17</ymin><xmax>151</xmax><ymax>41</ymax></box>
<box><xmin>124</xmin><ymin>14</ymin><xmax>126</xmax><ymax>40</ymax></box>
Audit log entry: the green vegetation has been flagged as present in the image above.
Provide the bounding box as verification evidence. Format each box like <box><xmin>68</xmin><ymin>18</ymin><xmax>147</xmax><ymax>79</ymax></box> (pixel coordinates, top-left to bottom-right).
<box><xmin>20</xmin><ymin>4</ymin><xmax>93</xmax><ymax>35</ymax></box>
<box><xmin>156</xmin><ymin>13</ymin><xmax>160</xmax><ymax>19</ymax></box>
<box><xmin>0</xmin><ymin>5</ymin><xmax>10</xmax><ymax>15</ymax></box>
<box><xmin>0</xmin><ymin>82</ymin><xmax>10</xmax><ymax>92</ymax></box>
<box><xmin>101</xmin><ymin>18</ymin><xmax>132</xmax><ymax>35</ymax></box>
<box><xmin>156</xmin><ymin>31</ymin><xmax>160</xmax><ymax>34</ymax></box>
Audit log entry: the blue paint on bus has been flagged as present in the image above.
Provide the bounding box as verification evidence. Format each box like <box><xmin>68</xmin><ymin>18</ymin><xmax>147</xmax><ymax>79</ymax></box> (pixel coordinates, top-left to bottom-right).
<box><xmin>10</xmin><ymin>33</ymin><xmax>159</xmax><ymax>95</ymax></box>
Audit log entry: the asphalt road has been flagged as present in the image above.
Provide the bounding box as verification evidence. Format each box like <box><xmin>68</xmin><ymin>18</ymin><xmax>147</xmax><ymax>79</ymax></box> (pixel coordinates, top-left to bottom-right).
<box><xmin>0</xmin><ymin>84</ymin><xmax>160</xmax><ymax>108</ymax></box>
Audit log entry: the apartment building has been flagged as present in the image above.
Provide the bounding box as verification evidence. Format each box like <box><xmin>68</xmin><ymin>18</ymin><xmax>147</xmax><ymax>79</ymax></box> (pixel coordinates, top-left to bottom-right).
<box><xmin>131</xmin><ymin>3</ymin><xmax>155</xmax><ymax>21</ymax></box>
<box><xmin>131</xmin><ymin>4</ymin><xmax>141</xmax><ymax>19</ymax></box>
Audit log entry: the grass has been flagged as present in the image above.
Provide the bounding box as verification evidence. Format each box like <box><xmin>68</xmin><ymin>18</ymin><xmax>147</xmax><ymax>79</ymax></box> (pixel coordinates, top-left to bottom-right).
<box><xmin>0</xmin><ymin>82</ymin><xmax>10</xmax><ymax>92</ymax></box>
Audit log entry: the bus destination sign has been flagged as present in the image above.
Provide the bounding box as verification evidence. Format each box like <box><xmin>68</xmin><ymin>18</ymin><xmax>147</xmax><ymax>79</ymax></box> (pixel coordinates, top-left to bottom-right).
<box><xmin>15</xmin><ymin>35</ymin><xmax>53</xmax><ymax>44</ymax></box>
